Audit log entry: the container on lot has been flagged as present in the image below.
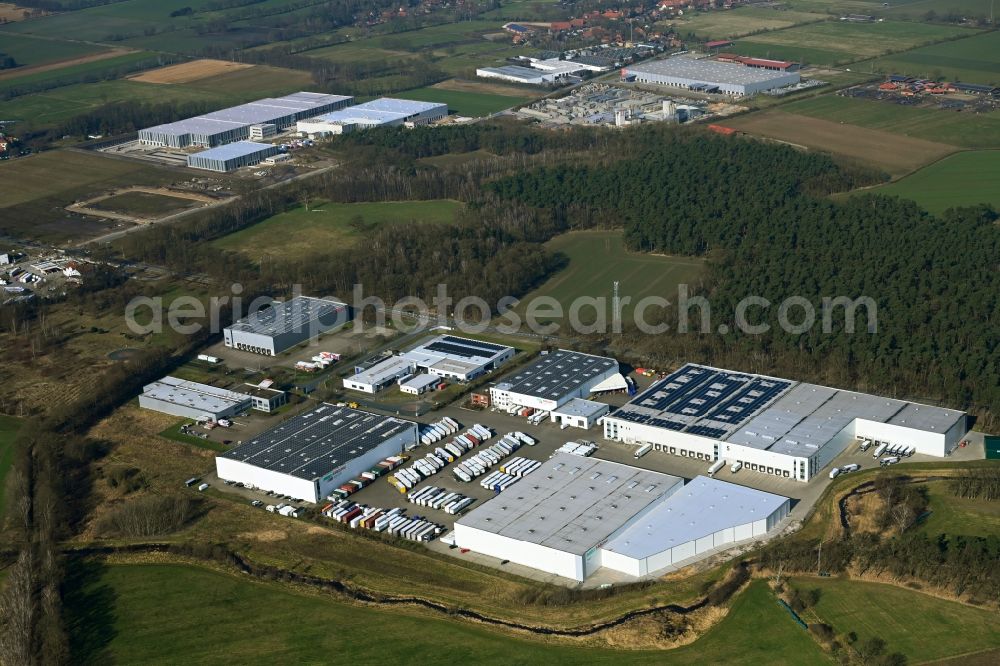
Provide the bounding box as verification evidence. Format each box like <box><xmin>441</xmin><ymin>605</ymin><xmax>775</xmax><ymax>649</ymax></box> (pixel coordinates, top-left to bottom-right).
<box><xmin>829</xmin><ymin>467</ymin><xmax>841</xmax><ymax>479</ymax></box>
<box><xmin>708</xmin><ymin>459</ymin><xmax>725</xmax><ymax>477</ymax></box>
<box><xmin>881</xmin><ymin>456</ymin><xmax>900</xmax><ymax>466</ymax></box>
<box><xmin>634</xmin><ymin>443</ymin><xmax>653</xmax><ymax>459</ymax></box>
<box><xmin>730</xmin><ymin>461</ymin><xmax>743</xmax><ymax>473</ymax></box>
<box><xmin>842</xmin><ymin>463</ymin><xmax>860</xmax><ymax>473</ymax></box>
<box><xmin>197</xmin><ymin>483</ymin><xmax>209</xmax><ymax>491</ymax></box>
<box><xmin>873</xmin><ymin>443</ymin><xmax>888</xmax><ymax>458</ymax></box>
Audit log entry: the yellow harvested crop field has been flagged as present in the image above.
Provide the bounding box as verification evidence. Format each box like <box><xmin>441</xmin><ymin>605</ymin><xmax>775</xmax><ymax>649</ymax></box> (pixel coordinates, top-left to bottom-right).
<box><xmin>129</xmin><ymin>59</ymin><xmax>255</xmax><ymax>84</ymax></box>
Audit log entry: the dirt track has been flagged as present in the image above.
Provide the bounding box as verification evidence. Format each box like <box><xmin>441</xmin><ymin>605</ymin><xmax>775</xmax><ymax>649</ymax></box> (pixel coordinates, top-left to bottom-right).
<box><xmin>66</xmin><ymin>186</ymin><xmax>227</xmax><ymax>223</ymax></box>
<box><xmin>0</xmin><ymin>47</ymin><xmax>136</xmax><ymax>82</ymax></box>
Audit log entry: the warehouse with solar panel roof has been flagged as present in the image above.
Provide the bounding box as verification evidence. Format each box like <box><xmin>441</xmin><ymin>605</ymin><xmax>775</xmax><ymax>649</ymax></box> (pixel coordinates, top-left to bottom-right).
<box><xmin>603</xmin><ymin>363</ymin><xmax>968</xmax><ymax>481</ymax></box>
<box><xmin>216</xmin><ymin>403</ymin><xmax>418</xmax><ymax>502</ymax></box>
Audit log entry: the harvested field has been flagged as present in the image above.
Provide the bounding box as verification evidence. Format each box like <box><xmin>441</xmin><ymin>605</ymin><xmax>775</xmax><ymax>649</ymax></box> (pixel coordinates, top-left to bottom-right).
<box><xmin>0</xmin><ymin>2</ymin><xmax>44</xmax><ymax>22</ymax></box>
<box><xmin>432</xmin><ymin>77</ymin><xmax>540</xmax><ymax>98</ymax></box>
<box><xmin>0</xmin><ymin>47</ymin><xmax>136</xmax><ymax>82</ymax></box>
<box><xmin>726</xmin><ymin>110</ymin><xmax>956</xmax><ymax>176</ymax></box>
<box><xmin>129</xmin><ymin>59</ymin><xmax>255</xmax><ymax>85</ymax></box>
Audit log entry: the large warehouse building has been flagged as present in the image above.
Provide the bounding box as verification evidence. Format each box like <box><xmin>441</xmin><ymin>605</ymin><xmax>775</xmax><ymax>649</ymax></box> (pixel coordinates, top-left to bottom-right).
<box><xmin>216</xmin><ymin>403</ymin><xmax>418</xmax><ymax>502</ymax></box>
<box><xmin>344</xmin><ymin>335</ymin><xmax>515</xmax><ymax>393</ymax></box>
<box><xmin>224</xmin><ymin>296</ymin><xmax>350</xmax><ymax>356</ymax></box>
<box><xmin>488</xmin><ymin>349</ymin><xmax>622</xmax><ymax>413</ymax></box>
<box><xmin>139</xmin><ymin>376</ymin><xmax>251</xmax><ymax>421</ymax></box>
<box><xmin>139</xmin><ymin>92</ymin><xmax>352</xmax><ymax>148</ymax></box>
<box><xmin>603</xmin><ymin>364</ymin><xmax>968</xmax><ymax>482</ymax></box>
<box><xmin>622</xmin><ymin>54</ymin><xmax>800</xmax><ymax>96</ymax></box>
<box><xmin>453</xmin><ymin>454</ymin><xmax>789</xmax><ymax>581</ymax></box>
<box><xmin>296</xmin><ymin>98</ymin><xmax>448</xmax><ymax>137</ymax></box>
<box><xmin>186</xmin><ymin>141</ymin><xmax>279</xmax><ymax>172</ymax></box>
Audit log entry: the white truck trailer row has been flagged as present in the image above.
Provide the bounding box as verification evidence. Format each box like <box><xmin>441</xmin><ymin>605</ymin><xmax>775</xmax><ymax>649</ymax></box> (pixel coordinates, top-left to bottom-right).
<box><xmin>451</xmin><ymin>432</ymin><xmax>534</xmax><ymax>483</ymax></box>
<box><xmin>554</xmin><ymin>441</ymin><xmax>597</xmax><ymax>457</ymax></box>
<box><xmin>420</xmin><ymin>417</ymin><xmax>461</xmax><ymax>446</ymax></box>
<box><xmin>321</xmin><ymin>500</ymin><xmax>444</xmax><ymax>541</ymax></box>
<box><xmin>407</xmin><ymin>486</ymin><xmax>476</xmax><ymax>514</ymax></box>
<box><xmin>388</xmin><ymin>424</ymin><xmax>495</xmax><ymax>492</ymax></box>
<box><xmin>479</xmin><ymin>458</ymin><xmax>542</xmax><ymax>494</ymax></box>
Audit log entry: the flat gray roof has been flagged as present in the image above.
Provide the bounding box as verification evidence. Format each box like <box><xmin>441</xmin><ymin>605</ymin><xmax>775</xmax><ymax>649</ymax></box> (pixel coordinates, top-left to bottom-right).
<box><xmin>495</xmin><ymin>350</ymin><xmax>618</xmax><ymax>402</ymax></box>
<box><xmin>142</xmin><ymin>376</ymin><xmax>249</xmax><ymax>414</ymax></box>
<box><xmin>189</xmin><ymin>141</ymin><xmax>275</xmax><ymax>161</ymax></box>
<box><xmin>456</xmin><ymin>453</ymin><xmax>683</xmax><ymax>556</ymax></box>
<box><xmin>220</xmin><ymin>403</ymin><xmax>415</xmax><ymax>480</ymax></box>
<box><xmin>226</xmin><ymin>295</ymin><xmax>348</xmax><ymax>338</ymax></box>
<box><xmin>552</xmin><ymin>398</ymin><xmax>610</xmax><ymax>419</ymax></box>
<box><xmin>627</xmin><ymin>54</ymin><xmax>797</xmax><ymax>86</ymax></box>
<box><xmin>480</xmin><ymin>65</ymin><xmax>544</xmax><ymax>80</ymax></box>
<box><xmin>602</xmin><ymin>476</ymin><xmax>789</xmax><ymax>560</ymax></box>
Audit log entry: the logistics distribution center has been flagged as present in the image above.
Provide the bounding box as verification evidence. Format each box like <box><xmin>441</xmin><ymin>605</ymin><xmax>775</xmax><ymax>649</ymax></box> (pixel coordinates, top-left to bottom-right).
<box><xmin>623</xmin><ymin>54</ymin><xmax>800</xmax><ymax>96</ymax></box>
<box><xmin>604</xmin><ymin>364</ymin><xmax>968</xmax><ymax>481</ymax></box>
<box><xmin>296</xmin><ymin>98</ymin><xmax>448</xmax><ymax>137</ymax></box>
<box><xmin>216</xmin><ymin>403</ymin><xmax>418</xmax><ymax>502</ymax></box>
<box><xmin>454</xmin><ymin>453</ymin><xmax>789</xmax><ymax>581</ymax></box>
<box><xmin>224</xmin><ymin>296</ymin><xmax>350</xmax><ymax>356</ymax></box>
<box><xmin>489</xmin><ymin>349</ymin><xmax>625</xmax><ymax>415</ymax></box>
<box><xmin>138</xmin><ymin>92</ymin><xmax>353</xmax><ymax>148</ymax></box>
<box><xmin>186</xmin><ymin>140</ymin><xmax>279</xmax><ymax>172</ymax></box>
<box><xmin>345</xmin><ymin>335</ymin><xmax>515</xmax><ymax>394</ymax></box>
<box><xmin>139</xmin><ymin>376</ymin><xmax>251</xmax><ymax>421</ymax></box>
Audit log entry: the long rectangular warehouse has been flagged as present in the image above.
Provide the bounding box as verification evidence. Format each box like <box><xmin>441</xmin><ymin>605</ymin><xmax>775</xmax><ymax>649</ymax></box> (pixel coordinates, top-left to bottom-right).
<box><xmin>603</xmin><ymin>363</ymin><xmax>968</xmax><ymax>481</ymax></box>
<box><xmin>216</xmin><ymin>403</ymin><xmax>418</xmax><ymax>502</ymax></box>
<box><xmin>296</xmin><ymin>98</ymin><xmax>447</xmax><ymax>137</ymax></box>
<box><xmin>186</xmin><ymin>141</ymin><xmax>279</xmax><ymax>172</ymax></box>
<box><xmin>139</xmin><ymin>92</ymin><xmax>353</xmax><ymax>148</ymax></box>
<box><xmin>224</xmin><ymin>295</ymin><xmax>350</xmax><ymax>356</ymax></box>
<box><xmin>622</xmin><ymin>54</ymin><xmax>799</xmax><ymax>97</ymax></box>
<box><xmin>139</xmin><ymin>376</ymin><xmax>251</xmax><ymax>421</ymax></box>
<box><xmin>489</xmin><ymin>349</ymin><xmax>621</xmax><ymax>412</ymax></box>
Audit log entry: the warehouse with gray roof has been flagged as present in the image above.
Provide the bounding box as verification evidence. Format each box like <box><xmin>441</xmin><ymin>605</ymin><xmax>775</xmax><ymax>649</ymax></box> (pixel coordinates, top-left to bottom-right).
<box><xmin>139</xmin><ymin>92</ymin><xmax>353</xmax><ymax>148</ymax></box>
<box><xmin>296</xmin><ymin>98</ymin><xmax>448</xmax><ymax>137</ymax></box>
<box><xmin>216</xmin><ymin>403</ymin><xmax>418</xmax><ymax>502</ymax></box>
<box><xmin>186</xmin><ymin>141</ymin><xmax>279</xmax><ymax>172</ymax></box>
<box><xmin>603</xmin><ymin>363</ymin><xmax>968</xmax><ymax>481</ymax></box>
<box><xmin>139</xmin><ymin>376</ymin><xmax>251</xmax><ymax>421</ymax></box>
<box><xmin>224</xmin><ymin>295</ymin><xmax>350</xmax><ymax>356</ymax></box>
<box><xmin>622</xmin><ymin>54</ymin><xmax>800</xmax><ymax>96</ymax></box>
<box><xmin>489</xmin><ymin>349</ymin><xmax>622</xmax><ymax>413</ymax></box>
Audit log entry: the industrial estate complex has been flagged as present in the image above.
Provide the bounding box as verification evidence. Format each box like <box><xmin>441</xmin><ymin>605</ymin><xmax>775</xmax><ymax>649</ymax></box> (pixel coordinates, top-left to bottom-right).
<box><xmin>603</xmin><ymin>363</ymin><xmax>967</xmax><ymax>481</ymax></box>
<box><xmin>223</xmin><ymin>295</ymin><xmax>350</xmax><ymax>356</ymax></box>
<box><xmin>216</xmin><ymin>403</ymin><xmax>418</xmax><ymax>502</ymax></box>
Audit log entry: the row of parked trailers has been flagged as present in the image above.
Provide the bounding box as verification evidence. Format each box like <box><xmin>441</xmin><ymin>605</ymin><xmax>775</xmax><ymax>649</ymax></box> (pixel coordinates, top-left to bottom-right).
<box><xmin>420</xmin><ymin>417</ymin><xmax>462</xmax><ymax>446</ymax></box>
<box><xmin>329</xmin><ymin>455</ymin><xmax>406</xmax><ymax>500</ymax></box>
<box><xmin>321</xmin><ymin>500</ymin><xmax>444</xmax><ymax>542</ymax></box>
<box><xmin>388</xmin><ymin>424</ymin><xmax>495</xmax><ymax>492</ymax></box>
<box><xmin>452</xmin><ymin>432</ymin><xmax>536</xmax><ymax>483</ymax></box>
<box><xmin>860</xmin><ymin>439</ymin><xmax>916</xmax><ymax>459</ymax></box>
<box><xmin>478</xmin><ymin>456</ymin><xmax>542</xmax><ymax>493</ymax></box>
<box><xmin>408</xmin><ymin>486</ymin><xmax>475</xmax><ymax>515</ymax></box>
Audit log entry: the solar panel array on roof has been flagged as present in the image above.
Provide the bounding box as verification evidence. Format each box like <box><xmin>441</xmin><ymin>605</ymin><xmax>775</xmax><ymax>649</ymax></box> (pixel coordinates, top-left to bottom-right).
<box><xmin>228</xmin><ymin>296</ymin><xmax>348</xmax><ymax>336</ymax></box>
<box><xmin>220</xmin><ymin>403</ymin><xmax>414</xmax><ymax>480</ymax></box>
<box><xmin>499</xmin><ymin>350</ymin><xmax>618</xmax><ymax>402</ymax></box>
<box><xmin>611</xmin><ymin>364</ymin><xmax>792</xmax><ymax>437</ymax></box>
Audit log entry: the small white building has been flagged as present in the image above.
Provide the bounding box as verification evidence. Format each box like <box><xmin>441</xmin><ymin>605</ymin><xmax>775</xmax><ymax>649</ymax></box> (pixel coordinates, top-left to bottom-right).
<box><xmin>243</xmin><ymin>384</ymin><xmax>287</xmax><ymax>413</ymax></box>
<box><xmin>400</xmin><ymin>373</ymin><xmax>439</xmax><ymax>395</ymax></box>
<box><xmin>550</xmin><ymin>398</ymin><xmax>610</xmax><ymax>429</ymax></box>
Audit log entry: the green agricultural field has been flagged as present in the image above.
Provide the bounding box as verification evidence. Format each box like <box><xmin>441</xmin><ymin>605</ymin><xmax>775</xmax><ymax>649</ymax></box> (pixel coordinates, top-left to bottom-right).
<box><xmin>0</xmin><ymin>51</ymin><xmax>156</xmax><ymax>96</ymax></box>
<box><xmin>869</xmin><ymin>151</ymin><xmax>1000</xmax><ymax>214</ymax></box>
<box><xmin>212</xmin><ymin>200</ymin><xmax>465</xmax><ymax>261</ymax></box>
<box><xmin>395</xmin><ymin>86</ymin><xmax>534</xmax><ymax>116</ymax></box>
<box><xmin>513</xmin><ymin>231</ymin><xmax>705</xmax><ymax>327</ymax></box>
<box><xmin>780</xmin><ymin>93</ymin><xmax>1000</xmax><ymax>148</ymax></box>
<box><xmin>791</xmin><ymin>577</ymin><xmax>1000</xmax><ymax>662</ymax></box>
<box><xmin>668</xmin><ymin>7</ymin><xmax>829</xmax><ymax>40</ymax></box>
<box><xmin>915</xmin><ymin>479</ymin><xmax>1000</xmax><ymax>538</ymax></box>
<box><xmin>864</xmin><ymin>30</ymin><xmax>1000</xmax><ymax>84</ymax></box>
<box><xmin>0</xmin><ymin>416</ymin><xmax>21</xmax><ymax>521</ymax></box>
<box><xmin>157</xmin><ymin>422</ymin><xmax>226</xmax><ymax>452</ymax></box>
<box><xmin>0</xmin><ymin>33</ymin><xmax>104</xmax><ymax>67</ymax></box>
<box><xmin>66</xmin><ymin>565</ymin><xmax>825</xmax><ymax>665</ymax></box>
<box><xmin>733</xmin><ymin>20</ymin><xmax>975</xmax><ymax>67</ymax></box>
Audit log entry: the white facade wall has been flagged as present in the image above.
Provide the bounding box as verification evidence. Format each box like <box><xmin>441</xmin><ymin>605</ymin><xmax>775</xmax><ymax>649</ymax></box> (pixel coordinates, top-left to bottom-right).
<box><xmin>604</xmin><ymin>418</ymin><xmax>718</xmax><ymax>460</ymax></box>
<box><xmin>453</xmin><ymin>524</ymin><xmax>584</xmax><ymax>581</ymax></box>
<box><xmin>137</xmin><ymin>394</ymin><xmax>250</xmax><ymax>421</ymax></box>
<box><xmin>223</xmin><ymin>328</ymin><xmax>277</xmax><ymax>355</ymax></box>
<box><xmin>854</xmin><ymin>419</ymin><xmax>951</xmax><ymax>457</ymax></box>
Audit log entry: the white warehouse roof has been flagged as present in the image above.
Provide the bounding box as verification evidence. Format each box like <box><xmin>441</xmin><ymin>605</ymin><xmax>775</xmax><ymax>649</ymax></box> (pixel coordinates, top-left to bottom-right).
<box><xmin>188</xmin><ymin>141</ymin><xmax>276</xmax><ymax>161</ymax></box>
<box><xmin>627</xmin><ymin>54</ymin><xmax>796</xmax><ymax>86</ymax></box>
<box><xmin>142</xmin><ymin>376</ymin><xmax>249</xmax><ymax>414</ymax></box>
<box><xmin>602</xmin><ymin>476</ymin><xmax>789</xmax><ymax>560</ymax></box>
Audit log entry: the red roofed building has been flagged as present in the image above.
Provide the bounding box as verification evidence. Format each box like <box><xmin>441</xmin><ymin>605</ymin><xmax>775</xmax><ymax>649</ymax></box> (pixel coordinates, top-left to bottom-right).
<box><xmin>551</xmin><ymin>21</ymin><xmax>572</xmax><ymax>31</ymax></box>
<box><xmin>717</xmin><ymin>53</ymin><xmax>798</xmax><ymax>71</ymax></box>
<box><xmin>705</xmin><ymin>39</ymin><xmax>733</xmax><ymax>49</ymax></box>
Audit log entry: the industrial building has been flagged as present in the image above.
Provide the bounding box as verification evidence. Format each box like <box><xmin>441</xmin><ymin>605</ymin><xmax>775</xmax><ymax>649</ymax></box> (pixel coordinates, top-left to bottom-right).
<box><xmin>243</xmin><ymin>384</ymin><xmax>287</xmax><ymax>413</ymax></box>
<box><xmin>453</xmin><ymin>455</ymin><xmax>790</xmax><ymax>581</ymax></box>
<box><xmin>139</xmin><ymin>92</ymin><xmax>352</xmax><ymax>148</ymax></box>
<box><xmin>477</xmin><ymin>65</ymin><xmax>553</xmax><ymax>85</ymax></box>
<box><xmin>216</xmin><ymin>403</ymin><xmax>418</xmax><ymax>502</ymax></box>
<box><xmin>622</xmin><ymin>54</ymin><xmax>800</xmax><ymax>96</ymax></box>
<box><xmin>599</xmin><ymin>476</ymin><xmax>790</xmax><ymax>578</ymax></box>
<box><xmin>344</xmin><ymin>335</ymin><xmax>514</xmax><ymax>394</ymax></box>
<box><xmin>489</xmin><ymin>349</ymin><xmax>622</xmax><ymax>413</ymax></box>
<box><xmin>138</xmin><ymin>376</ymin><xmax>251</xmax><ymax>421</ymax></box>
<box><xmin>549</xmin><ymin>398</ymin><xmax>610</xmax><ymax>429</ymax></box>
<box><xmin>223</xmin><ymin>296</ymin><xmax>350</xmax><ymax>356</ymax></box>
<box><xmin>603</xmin><ymin>364</ymin><xmax>968</xmax><ymax>482</ymax></box>
<box><xmin>186</xmin><ymin>141</ymin><xmax>279</xmax><ymax>172</ymax></box>
<box><xmin>296</xmin><ymin>98</ymin><xmax>448</xmax><ymax>137</ymax></box>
